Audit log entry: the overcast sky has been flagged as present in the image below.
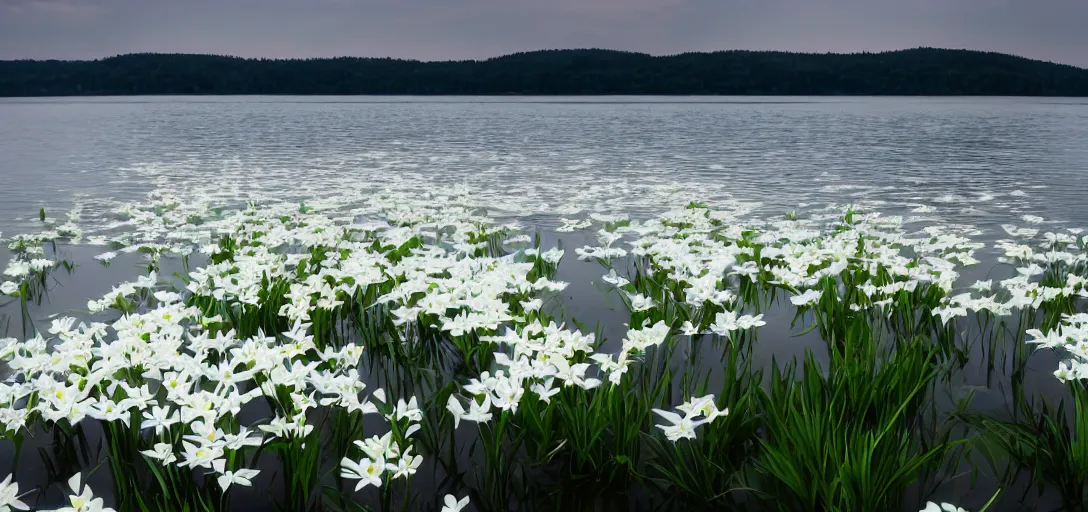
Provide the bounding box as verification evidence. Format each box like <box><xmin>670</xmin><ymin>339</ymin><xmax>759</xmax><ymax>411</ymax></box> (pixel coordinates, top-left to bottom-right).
<box><xmin>2</xmin><ymin>0</ymin><xmax>1086</xmax><ymax>67</ymax></box>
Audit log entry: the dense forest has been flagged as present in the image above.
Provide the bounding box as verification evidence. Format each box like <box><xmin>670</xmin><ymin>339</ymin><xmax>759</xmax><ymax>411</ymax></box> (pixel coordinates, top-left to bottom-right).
<box><xmin>2</xmin><ymin>48</ymin><xmax>1088</xmax><ymax>96</ymax></box>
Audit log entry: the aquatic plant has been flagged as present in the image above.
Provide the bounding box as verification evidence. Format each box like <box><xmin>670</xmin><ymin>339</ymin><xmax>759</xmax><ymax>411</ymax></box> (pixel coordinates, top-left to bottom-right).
<box><xmin>0</xmin><ymin>181</ymin><xmax>1085</xmax><ymax>512</ymax></box>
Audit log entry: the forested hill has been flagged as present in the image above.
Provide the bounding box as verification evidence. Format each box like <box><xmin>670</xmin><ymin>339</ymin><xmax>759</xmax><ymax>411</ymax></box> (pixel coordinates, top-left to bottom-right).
<box><xmin>2</xmin><ymin>48</ymin><xmax>1088</xmax><ymax>97</ymax></box>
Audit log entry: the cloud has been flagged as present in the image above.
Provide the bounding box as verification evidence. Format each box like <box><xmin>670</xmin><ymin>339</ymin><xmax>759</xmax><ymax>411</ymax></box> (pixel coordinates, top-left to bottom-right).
<box><xmin>2</xmin><ymin>0</ymin><xmax>104</xmax><ymax>17</ymax></box>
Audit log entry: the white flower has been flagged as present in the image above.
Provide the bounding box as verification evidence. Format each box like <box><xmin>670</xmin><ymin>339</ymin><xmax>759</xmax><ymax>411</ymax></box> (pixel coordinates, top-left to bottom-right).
<box><xmin>391</xmin><ymin>396</ymin><xmax>423</xmax><ymax>423</ymax></box>
<box><xmin>1054</xmin><ymin>361</ymin><xmax>1075</xmax><ymax>383</ymax></box>
<box><xmin>601</xmin><ymin>269</ymin><xmax>630</xmax><ymax>288</ymax></box>
<box><xmin>921</xmin><ymin>502</ymin><xmax>968</xmax><ymax>512</ymax></box>
<box><xmin>446</xmin><ymin>395</ymin><xmax>465</xmax><ymax>429</ymax></box>
<box><xmin>0</xmin><ymin>474</ymin><xmax>29</xmax><ymax>512</ymax></box>
<box><xmin>462</xmin><ymin>395</ymin><xmax>493</xmax><ymax>423</ymax></box>
<box><xmin>93</xmin><ymin>252</ymin><xmax>118</xmax><ymax>263</ymax></box>
<box><xmin>440</xmin><ymin>494</ymin><xmax>470</xmax><ymax>512</ymax></box>
<box><xmin>709</xmin><ymin>311</ymin><xmax>739</xmax><ymax>335</ymax></box>
<box><xmin>0</xmin><ymin>281</ymin><xmax>17</xmax><ymax>296</ymax></box>
<box><xmin>519</xmin><ymin>298</ymin><xmax>543</xmax><ymax>312</ymax></box>
<box><xmin>340</xmin><ymin>456</ymin><xmax>385</xmax><ymax>490</ymax></box>
<box><xmin>2</xmin><ymin>261</ymin><xmax>29</xmax><ymax>278</ymax></box>
<box><xmin>140</xmin><ymin>442</ymin><xmax>178</xmax><ymax>465</ymax></box>
<box><xmin>933</xmin><ymin>305</ymin><xmax>967</xmax><ymax>325</ymax></box>
<box><xmin>679</xmin><ymin>321</ymin><xmax>700</xmax><ymax>336</ymax></box>
<box><xmin>736</xmin><ymin>314</ymin><xmax>765</xmax><ymax>330</ymax></box>
<box><xmin>211</xmin><ymin>459</ymin><xmax>259</xmax><ymax>490</ymax></box>
<box><xmin>651</xmin><ymin>409</ymin><xmax>702</xmax><ymax>442</ymax></box>
<box><xmin>178</xmin><ymin>441</ymin><xmax>224</xmax><ymax>470</ymax></box>
<box><xmin>790</xmin><ymin>289</ymin><xmax>823</xmax><ymax>306</ymax></box>
<box><xmin>969</xmin><ymin>280</ymin><xmax>992</xmax><ymax>292</ymax></box>
<box><xmin>388</xmin><ymin>446</ymin><xmax>422</xmax><ymax>479</ymax></box>
<box><xmin>140</xmin><ymin>405</ymin><xmax>179</xmax><ymax>435</ymax></box>
<box><xmin>61</xmin><ymin>473</ymin><xmax>115</xmax><ymax>512</ymax></box>
<box><xmin>29</xmin><ymin>259</ymin><xmax>54</xmax><ymax>272</ymax></box>
<box><xmin>540</xmin><ymin>247</ymin><xmax>564</xmax><ymax>264</ymax></box>
<box><xmin>622</xmin><ymin>320</ymin><xmax>670</xmax><ymax>352</ymax></box>
<box><xmin>626</xmin><ymin>293</ymin><xmax>655</xmax><ymax>312</ymax></box>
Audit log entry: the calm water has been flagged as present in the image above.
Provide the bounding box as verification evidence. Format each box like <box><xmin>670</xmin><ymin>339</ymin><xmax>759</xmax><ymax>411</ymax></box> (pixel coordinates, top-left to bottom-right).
<box><xmin>2</xmin><ymin>96</ymin><xmax>1088</xmax><ymax>511</ymax></box>
<box><xmin>2</xmin><ymin>96</ymin><xmax>1088</xmax><ymax>235</ymax></box>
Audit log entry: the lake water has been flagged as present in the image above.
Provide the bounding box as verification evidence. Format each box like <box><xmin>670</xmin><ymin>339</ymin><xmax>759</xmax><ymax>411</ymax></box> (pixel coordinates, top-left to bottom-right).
<box><xmin>2</xmin><ymin>96</ymin><xmax>1088</xmax><ymax>236</ymax></box>
<box><xmin>2</xmin><ymin>96</ymin><xmax>1088</xmax><ymax>511</ymax></box>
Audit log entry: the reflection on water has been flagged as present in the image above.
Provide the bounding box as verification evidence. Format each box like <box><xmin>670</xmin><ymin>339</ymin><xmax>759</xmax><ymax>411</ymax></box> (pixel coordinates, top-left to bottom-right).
<box><xmin>2</xmin><ymin>96</ymin><xmax>1088</xmax><ymax>236</ymax></box>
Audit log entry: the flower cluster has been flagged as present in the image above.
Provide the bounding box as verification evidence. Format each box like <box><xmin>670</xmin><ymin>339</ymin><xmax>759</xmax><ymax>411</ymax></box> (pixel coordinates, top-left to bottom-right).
<box><xmin>652</xmin><ymin>394</ymin><xmax>728</xmax><ymax>442</ymax></box>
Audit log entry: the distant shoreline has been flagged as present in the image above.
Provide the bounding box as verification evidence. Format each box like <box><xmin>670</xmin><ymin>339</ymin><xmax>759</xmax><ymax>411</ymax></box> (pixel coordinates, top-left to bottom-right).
<box><xmin>3</xmin><ymin>94</ymin><xmax>1087</xmax><ymax>99</ymax></box>
<box><xmin>3</xmin><ymin>47</ymin><xmax>1088</xmax><ymax>97</ymax></box>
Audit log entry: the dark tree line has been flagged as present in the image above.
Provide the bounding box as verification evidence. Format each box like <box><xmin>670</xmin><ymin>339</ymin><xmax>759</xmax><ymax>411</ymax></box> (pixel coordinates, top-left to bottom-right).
<box><xmin>2</xmin><ymin>48</ymin><xmax>1087</xmax><ymax>97</ymax></box>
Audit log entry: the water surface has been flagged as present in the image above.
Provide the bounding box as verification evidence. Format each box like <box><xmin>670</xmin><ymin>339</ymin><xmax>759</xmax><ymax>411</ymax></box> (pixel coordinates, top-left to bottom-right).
<box><xmin>2</xmin><ymin>95</ymin><xmax>1088</xmax><ymax>235</ymax></box>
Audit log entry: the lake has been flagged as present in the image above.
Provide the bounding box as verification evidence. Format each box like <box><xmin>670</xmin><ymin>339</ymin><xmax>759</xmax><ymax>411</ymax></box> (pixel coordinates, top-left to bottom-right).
<box><xmin>1</xmin><ymin>96</ymin><xmax>1088</xmax><ymax>512</ymax></box>
<box><xmin>2</xmin><ymin>96</ymin><xmax>1088</xmax><ymax>235</ymax></box>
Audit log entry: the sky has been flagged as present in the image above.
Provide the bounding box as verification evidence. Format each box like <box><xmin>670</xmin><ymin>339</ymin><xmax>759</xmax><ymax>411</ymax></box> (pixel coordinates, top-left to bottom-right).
<box><xmin>2</xmin><ymin>0</ymin><xmax>1087</xmax><ymax>68</ymax></box>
